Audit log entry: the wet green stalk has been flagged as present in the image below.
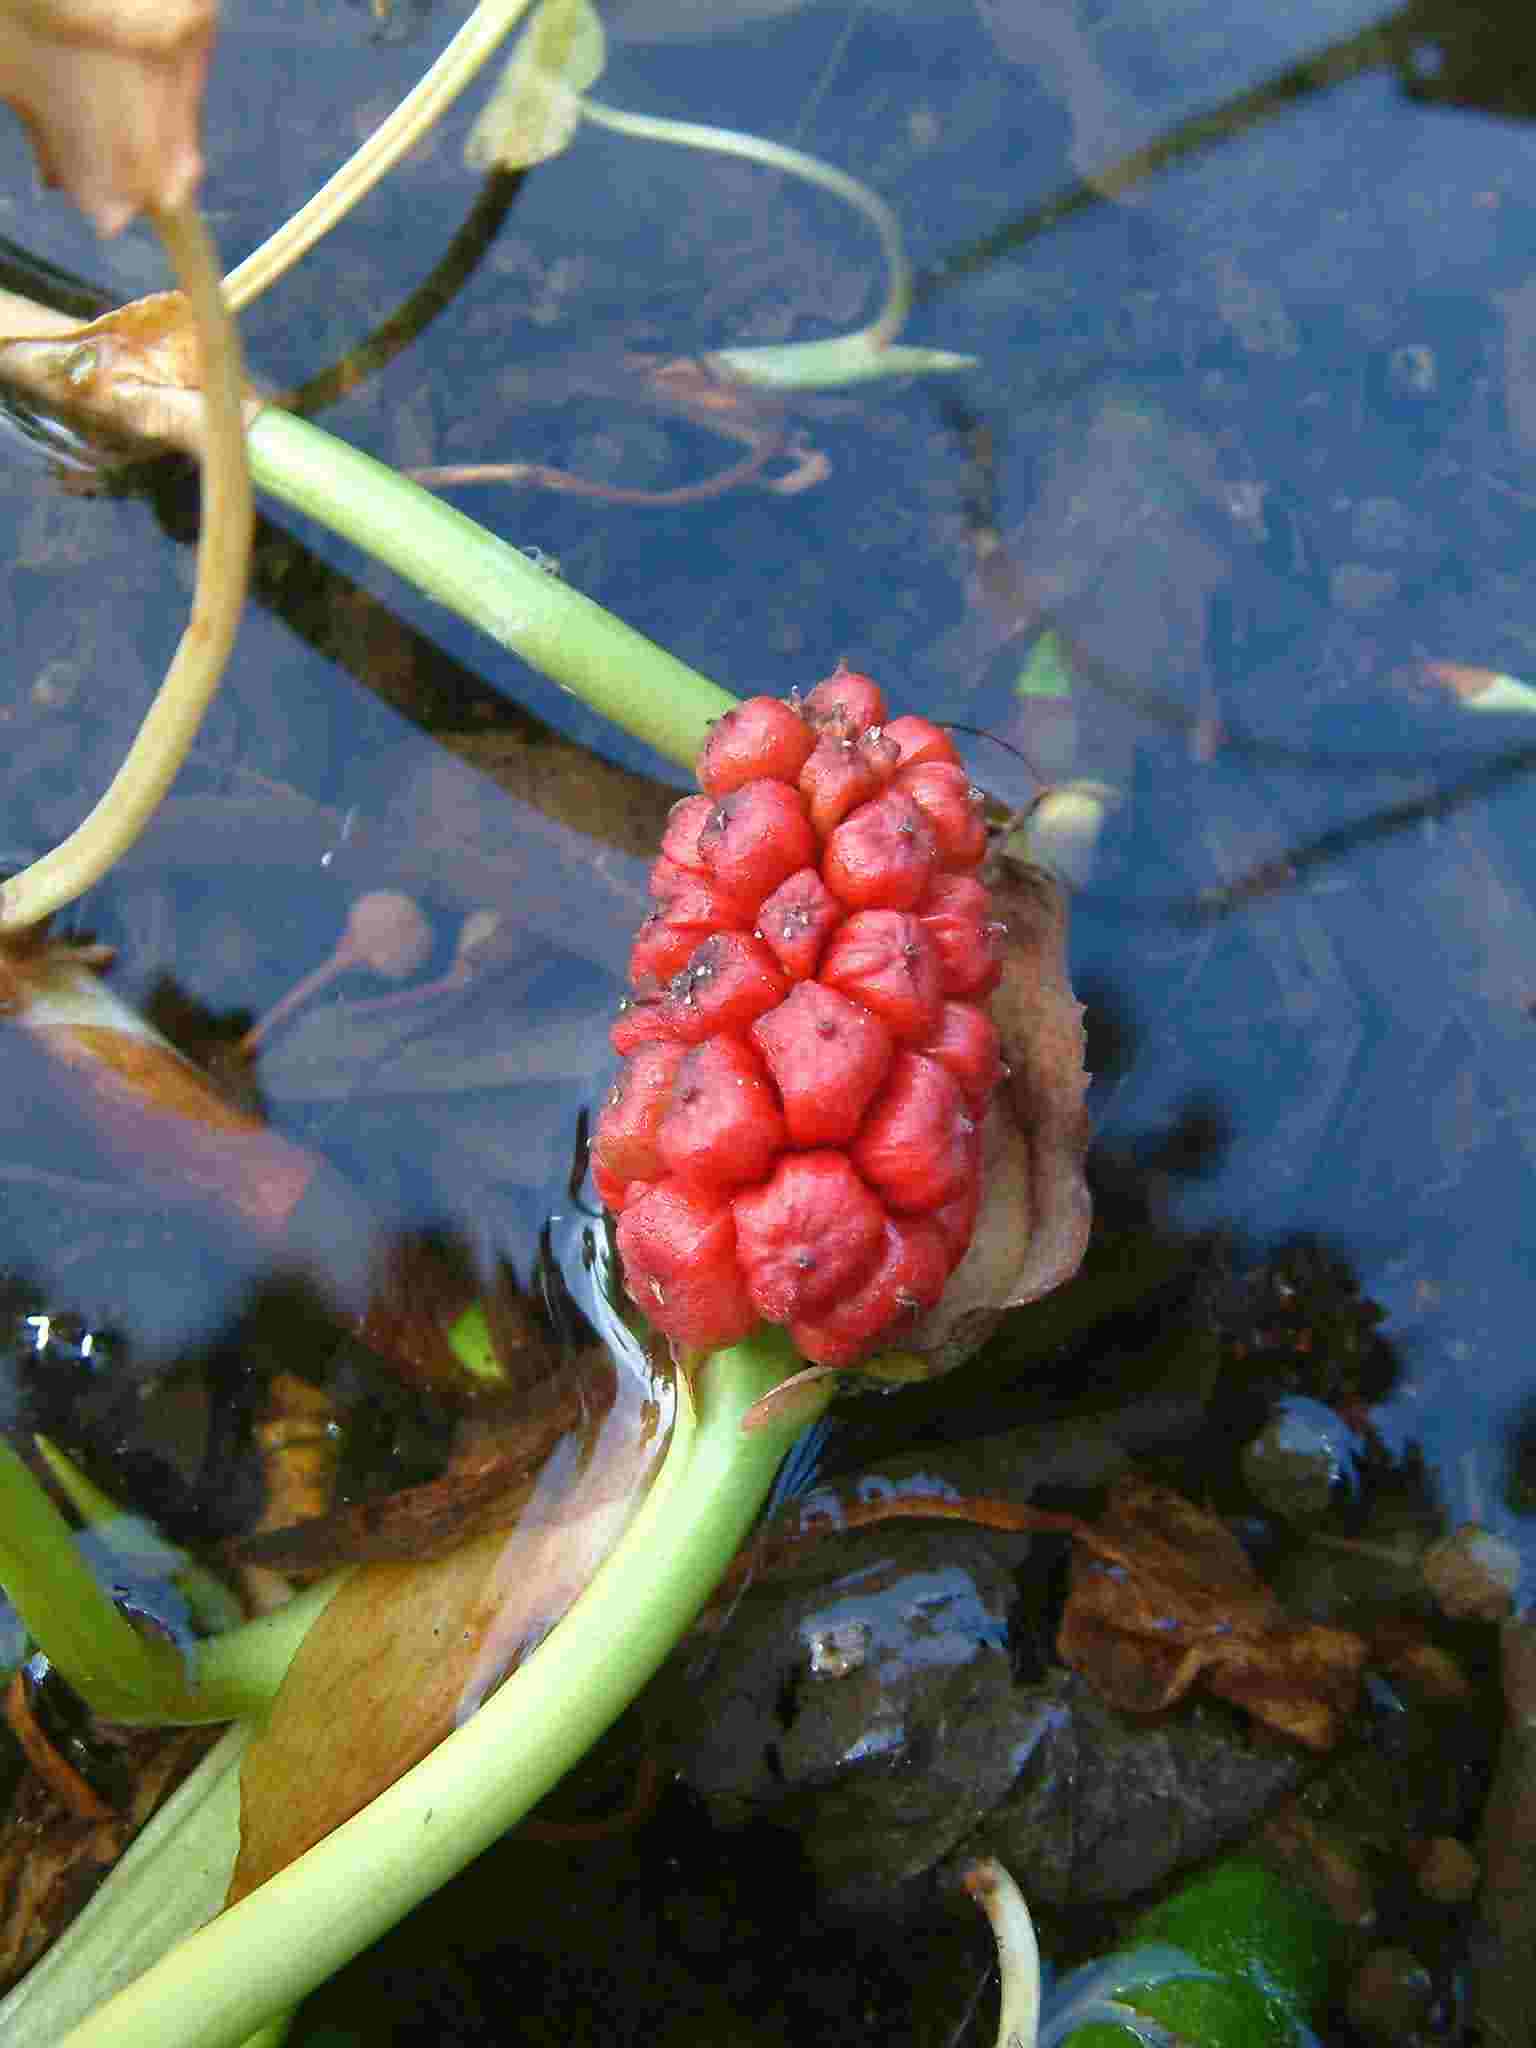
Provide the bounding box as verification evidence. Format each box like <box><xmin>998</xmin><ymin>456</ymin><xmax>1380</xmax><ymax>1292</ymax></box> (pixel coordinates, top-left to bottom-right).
<box><xmin>61</xmin><ymin>1331</ymin><xmax>826</xmax><ymax>2048</ymax></box>
<box><xmin>247</xmin><ymin>407</ymin><xmax>736</xmax><ymax>771</ymax></box>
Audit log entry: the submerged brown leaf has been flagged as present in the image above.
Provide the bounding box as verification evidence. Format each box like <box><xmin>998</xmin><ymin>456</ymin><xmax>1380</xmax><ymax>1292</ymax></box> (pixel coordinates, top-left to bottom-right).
<box><xmin>0</xmin><ymin>0</ymin><xmax>214</xmax><ymax>235</ymax></box>
<box><xmin>229</xmin><ymin>1365</ymin><xmax>672</xmax><ymax>1903</ymax></box>
<box><xmin>1059</xmin><ymin>1476</ymin><xmax>1366</xmax><ymax>1751</ymax></box>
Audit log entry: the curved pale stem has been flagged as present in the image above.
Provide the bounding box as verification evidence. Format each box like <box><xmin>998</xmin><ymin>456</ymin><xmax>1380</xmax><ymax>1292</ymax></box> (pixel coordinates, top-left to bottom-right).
<box><xmin>221</xmin><ymin>0</ymin><xmax>536</xmax><ymax>312</ymax></box>
<box><xmin>578</xmin><ymin>96</ymin><xmax>910</xmax><ymax>350</ymax></box>
<box><xmin>0</xmin><ymin>205</ymin><xmax>252</xmax><ymax>934</ymax></box>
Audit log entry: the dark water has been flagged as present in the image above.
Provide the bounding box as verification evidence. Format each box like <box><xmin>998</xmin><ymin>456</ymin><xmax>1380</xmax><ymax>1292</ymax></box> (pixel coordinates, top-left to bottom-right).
<box><xmin>3</xmin><ymin>0</ymin><xmax>1536</xmax><ymax>2038</ymax></box>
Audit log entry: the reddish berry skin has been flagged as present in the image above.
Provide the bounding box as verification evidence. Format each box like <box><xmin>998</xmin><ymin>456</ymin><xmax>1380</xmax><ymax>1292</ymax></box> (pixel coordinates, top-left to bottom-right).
<box><xmin>883</xmin><ymin>715</ymin><xmax>961</xmax><ymax>771</ymax></box>
<box><xmin>661</xmin><ymin>794</ymin><xmax>716</xmax><ymax>874</ymax></box>
<box><xmin>629</xmin><ymin>886</ymin><xmax>754</xmax><ymax>989</ymax></box>
<box><xmin>593</xmin><ymin>1042</ymin><xmax>687</xmax><ymax>1183</ymax></box>
<box><xmin>798</xmin><ymin>728</ymin><xmax>900</xmax><ymax>836</ymax></box>
<box><xmin>751</xmin><ymin>981</ymin><xmax>893</xmax><ymax>1146</ymax></box>
<box><xmin>698</xmin><ymin>782</ymin><xmax>817</xmax><ymax>903</ymax></box>
<box><xmin>851</xmin><ymin>1052</ymin><xmax>975</xmax><ymax>1213</ymax></box>
<box><xmin>790</xmin><ymin>1217</ymin><xmax>949</xmax><ymax>1367</ymax></box>
<box><xmin>894</xmin><ymin>761</ymin><xmax>988</xmax><ymax>871</ymax></box>
<box><xmin>920</xmin><ymin>999</ymin><xmax>1003</xmax><ymax>1111</ymax></box>
<box><xmin>658</xmin><ymin>932</ymin><xmax>790</xmax><ymax>1044</ymax></box>
<box><xmin>611</xmin><ymin>998</ymin><xmax>685</xmax><ymax>1057</ymax></box>
<box><xmin>802</xmin><ymin>665</ymin><xmax>888</xmax><ymax>735</ymax></box>
<box><xmin>916</xmin><ymin>874</ymin><xmax>1003</xmax><ymax>998</ymax></box>
<box><xmin>818</xmin><ymin>910</ymin><xmax>943</xmax><ymax>1045</ymax></box>
<box><xmin>656</xmin><ymin>1035</ymin><xmax>786</xmax><ymax>1190</ymax></box>
<box><xmin>754</xmin><ymin>866</ymin><xmax>843</xmax><ymax>981</ymax></box>
<box><xmin>605</xmin><ymin>671</ymin><xmax>1001</xmax><ymax>1363</ymax></box>
<box><xmin>733</xmin><ymin>1153</ymin><xmax>886</xmax><ymax>1321</ymax></box>
<box><xmin>699</xmin><ymin>697</ymin><xmax>817</xmax><ymax>795</ymax></box>
<box><xmin>822</xmin><ymin>789</ymin><xmax>937</xmax><ymax>910</ymax></box>
<box><xmin>616</xmin><ymin>1180</ymin><xmax>759</xmax><ymax>1351</ymax></box>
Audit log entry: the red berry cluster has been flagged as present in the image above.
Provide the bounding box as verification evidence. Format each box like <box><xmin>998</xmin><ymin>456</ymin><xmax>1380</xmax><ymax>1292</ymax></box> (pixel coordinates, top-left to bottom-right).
<box><xmin>593</xmin><ymin>668</ymin><xmax>1003</xmax><ymax>1367</ymax></box>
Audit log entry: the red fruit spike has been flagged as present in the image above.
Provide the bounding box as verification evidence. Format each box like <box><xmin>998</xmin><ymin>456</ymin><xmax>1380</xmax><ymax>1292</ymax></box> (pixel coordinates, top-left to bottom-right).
<box><xmin>660</xmin><ymin>793</ymin><xmax>716</xmax><ymax>874</ymax></box>
<box><xmin>754</xmin><ymin>866</ymin><xmax>843</xmax><ymax>980</ymax></box>
<box><xmin>659</xmin><ymin>931</ymin><xmax>789</xmax><ymax>1043</ymax></box>
<box><xmin>790</xmin><ymin>1217</ymin><xmax>950</xmax><ymax>1367</ymax></box>
<box><xmin>894</xmin><ymin>762</ymin><xmax>988</xmax><ymax>870</ymax></box>
<box><xmin>698</xmin><ymin>696</ymin><xmax>817</xmax><ymax>796</ymax></box>
<box><xmin>851</xmin><ymin>1051</ymin><xmax>975</xmax><ymax>1214</ymax></box>
<box><xmin>919</xmin><ymin>999</ymin><xmax>1003</xmax><ymax>1112</ymax></box>
<box><xmin>801</xmin><ymin>664</ymin><xmax>888</xmax><ymax>736</ymax></box>
<box><xmin>915</xmin><ymin>874</ymin><xmax>1003</xmax><ymax>999</ymax></box>
<box><xmin>697</xmin><ymin>781</ymin><xmax>817</xmax><ymax>904</ymax></box>
<box><xmin>593</xmin><ymin>1042</ymin><xmax>686</xmax><ymax>1183</ymax></box>
<box><xmin>732</xmin><ymin>1152</ymin><xmax>886</xmax><ymax>1321</ymax></box>
<box><xmin>630</xmin><ymin>883</ymin><xmax>757</xmax><ymax>989</ymax></box>
<box><xmin>656</xmin><ymin>1034</ymin><xmax>786</xmax><ymax>1190</ymax></box>
<box><xmin>822</xmin><ymin>788</ymin><xmax>937</xmax><ymax>910</ymax></box>
<box><xmin>750</xmin><ymin>980</ymin><xmax>893</xmax><ymax>1145</ymax></box>
<box><xmin>616</xmin><ymin>1179</ymin><xmax>759</xmax><ymax>1351</ymax></box>
<box><xmin>818</xmin><ymin>909</ymin><xmax>943</xmax><ymax>1045</ymax></box>
<box><xmin>611</xmin><ymin>997</ymin><xmax>687</xmax><ymax>1057</ymax></box>
<box><xmin>883</xmin><ymin>715</ymin><xmax>961</xmax><ymax>771</ymax></box>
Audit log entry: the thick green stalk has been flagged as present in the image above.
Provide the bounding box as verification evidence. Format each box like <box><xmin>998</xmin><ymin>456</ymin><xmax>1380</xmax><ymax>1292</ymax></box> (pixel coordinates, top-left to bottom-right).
<box><xmin>62</xmin><ymin>1330</ymin><xmax>825</xmax><ymax>2048</ymax></box>
<box><xmin>247</xmin><ymin>407</ymin><xmax>736</xmax><ymax>772</ymax></box>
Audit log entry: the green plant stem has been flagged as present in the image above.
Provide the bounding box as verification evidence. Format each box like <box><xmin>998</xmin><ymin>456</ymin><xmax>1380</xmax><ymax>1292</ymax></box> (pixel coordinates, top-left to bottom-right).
<box><xmin>0</xmin><ymin>203</ymin><xmax>252</xmax><ymax>934</ymax></box>
<box><xmin>221</xmin><ymin>0</ymin><xmax>537</xmax><ymax>312</ymax></box>
<box><xmin>578</xmin><ymin>95</ymin><xmax>908</xmax><ymax>349</ymax></box>
<box><xmin>247</xmin><ymin>406</ymin><xmax>736</xmax><ymax>771</ymax></box>
<box><xmin>0</xmin><ymin>1434</ymin><xmax>342</xmax><ymax>1725</ymax></box>
<box><xmin>62</xmin><ymin>1330</ymin><xmax>826</xmax><ymax>2048</ymax></box>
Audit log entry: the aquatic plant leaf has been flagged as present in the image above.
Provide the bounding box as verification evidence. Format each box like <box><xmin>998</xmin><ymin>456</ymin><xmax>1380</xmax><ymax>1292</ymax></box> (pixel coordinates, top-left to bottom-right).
<box><xmin>1059</xmin><ymin>1476</ymin><xmax>1366</xmax><ymax>1750</ymax></box>
<box><xmin>228</xmin><ymin>1372</ymin><xmax>669</xmax><ymax>1903</ymax></box>
<box><xmin>0</xmin><ymin>0</ymin><xmax>214</xmax><ymax>233</ymax></box>
<box><xmin>465</xmin><ymin>0</ymin><xmax>605</xmax><ymax>169</ymax></box>
<box><xmin>711</xmin><ymin>335</ymin><xmax>976</xmax><ymax>391</ymax></box>
<box><xmin>867</xmin><ymin>853</ymin><xmax>1092</xmax><ymax>1377</ymax></box>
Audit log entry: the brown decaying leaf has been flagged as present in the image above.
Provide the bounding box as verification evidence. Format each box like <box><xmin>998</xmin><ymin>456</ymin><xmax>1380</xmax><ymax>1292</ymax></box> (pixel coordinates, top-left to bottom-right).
<box><xmin>228</xmin><ymin>1367</ymin><xmax>672</xmax><ymax>1903</ymax></box>
<box><xmin>1058</xmin><ymin>1475</ymin><xmax>1367</xmax><ymax>1751</ymax></box>
<box><xmin>894</xmin><ymin>850</ymin><xmax>1093</xmax><ymax>1376</ymax></box>
<box><xmin>0</xmin><ymin>1724</ymin><xmax>220</xmax><ymax>1996</ymax></box>
<box><xmin>0</xmin><ymin>0</ymin><xmax>214</xmax><ymax>235</ymax></box>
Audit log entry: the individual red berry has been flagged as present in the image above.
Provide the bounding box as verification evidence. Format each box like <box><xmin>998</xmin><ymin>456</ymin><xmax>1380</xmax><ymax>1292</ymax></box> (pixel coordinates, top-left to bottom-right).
<box><xmin>611</xmin><ymin>997</ymin><xmax>686</xmax><ymax>1057</ymax></box>
<box><xmin>822</xmin><ymin>788</ymin><xmax>937</xmax><ymax>909</ymax></box>
<box><xmin>818</xmin><ymin>910</ymin><xmax>943</xmax><ymax>1045</ymax></box>
<box><xmin>750</xmin><ymin>980</ymin><xmax>893</xmax><ymax>1146</ymax></box>
<box><xmin>919</xmin><ymin>999</ymin><xmax>1003</xmax><ymax>1111</ymax></box>
<box><xmin>660</xmin><ymin>932</ymin><xmax>789</xmax><ymax>1043</ymax></box>
<box><xmin>656</xmin><ymin>1035</ymin><xmax>786</xmax><ymax>1190</ymax></box>
<box><xmin>629</xmin><ymin>890</ymin><xmax>750</xmax><ymax>990</ymax></box>
<box><xmin>894</xmin><ymin>762</ymin><xmax>988</xmax><ymax>870</ymax></box>
<box><xmin>754</xmin><ymin>866</ymin><xmax>843</xmax><ymax>980</ymax></box>
<box><xmin>697</xmin><ymin>781</ymin><xmax>817</xmax><ymax>903</ymax></box>
<box><xmin>801</xmin><ymin>664</ymin><xmax>888</xmax><ymax>735</ymax></box>
<box><xmin>790</xmin><ymin>1218</ymin><xmax>949</xmax><ymax>1367</ymax></box>
<box><xmin>883</xmin><ymin>715</ymin><xmax>961</xmax><ymax>771</ymax></box>
<box><xmin>698</xmin><ymin>697</ymin><xmax>817</xmax><ymax>796</ymax></box>
<box><xmin>648</xmin><ymin>857</ymin><xmax>756</xmax><ymax>924</ymax></box>
<box><xmin>798</xmin><ymin>728</ymin><xmax>900</xmax><ymax>836</ymax></box>
<box><xmin>660</xmin><ymin>794</ymin><xmax>715</xmax><ymax>874</ymax></box>
<box><xmin>851</xmin><ymin>1052</ymin><xmax>975</xmax><ymax>1213</ymax></box>
<box><xmin>616</xmin><ymin>1180</ymin><xmax>759</xmax><ymax>1351</ymax></box>
<box><xmin>593</xmin><ymin>1042</ymin><xmax>686</xmax><ymax>1184</ymax></box>
<box><xmin>733</xmin><ymin>1153</ymin><xmax>886</xmax><ymax>1322</ymax></box>
<box><xmin>915</xmin><ymin>874</ymin><xmax>1003</xmax><ymax>998</ymax></box>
